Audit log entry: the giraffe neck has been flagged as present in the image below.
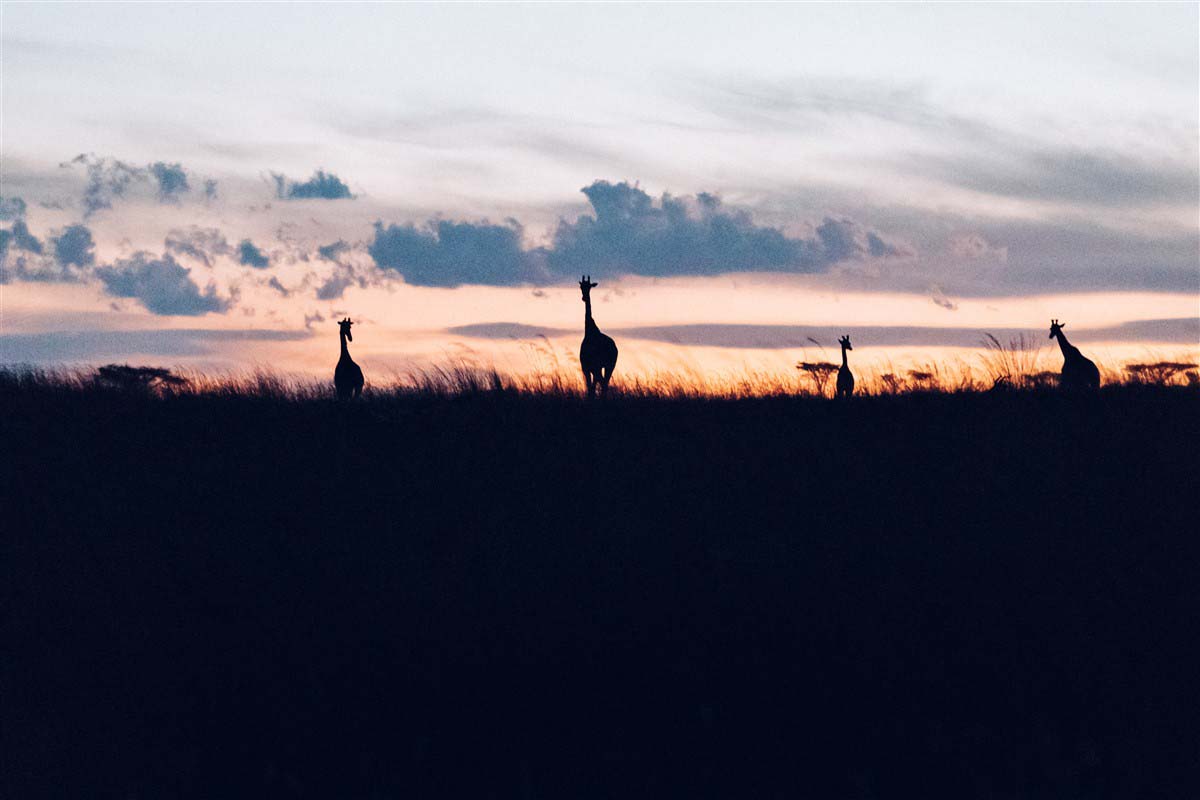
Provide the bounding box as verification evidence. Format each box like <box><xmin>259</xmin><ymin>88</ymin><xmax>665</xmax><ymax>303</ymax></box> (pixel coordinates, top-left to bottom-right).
<box><xmin>841</xmin><ymin>345</ymin><xmax>848</xmax><ymax>368</ymax></box>
<box><xmin>1053</xmin><ymin>330</ymin><xmax>1073</xmax><ymax>359</ymax></box>
<box><xmin>340</xmin><ymin>331</ymin><xmax>350</xmax><ymax>359</ymax></box>
<box><xmin>584</xmin><ymin>296</ymin><xmax>597</xmax><ymax>333</ymax></box>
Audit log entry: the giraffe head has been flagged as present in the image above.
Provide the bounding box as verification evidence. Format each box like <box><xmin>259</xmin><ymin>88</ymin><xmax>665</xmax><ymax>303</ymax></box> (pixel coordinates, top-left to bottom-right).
<box><xmin>579</xmin><ymin>275</ymin><xmax>598</xmax><ymax>302</ymax></box>
<box><xmin>839</xmin><ymin>335</ymin><xmax>853</xmax><ymax>351</ymax></box>
<box><xmin>338</xmin><ymin>317</ymin><xmax>354</xmax><ymax>342</ymax></box>
<box><xmin>1049</xmin><ymin>319</ymin><xmax>1064</xmax><ymax>339</ymax></box>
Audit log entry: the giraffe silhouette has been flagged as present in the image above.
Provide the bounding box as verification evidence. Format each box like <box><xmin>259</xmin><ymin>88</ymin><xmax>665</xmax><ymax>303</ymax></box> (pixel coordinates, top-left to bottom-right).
<box><xmin>334</xmin><ymin>317</ymin><xmax>364</xmax><ymax>399</ymax></box>
<box><xmin>836</xmin><ymin>335</ymin><xmax>854</xmax><ymax>398</ymax></box>
<box><xmin>1049</xmin><ymin>318</ymin><xmax>1100</xmax><ymax>391</ymax></box>
<box><xmin>578</xmin><ymin>275</ymin><xmax>618</xmax><ymax>398</ymax></box>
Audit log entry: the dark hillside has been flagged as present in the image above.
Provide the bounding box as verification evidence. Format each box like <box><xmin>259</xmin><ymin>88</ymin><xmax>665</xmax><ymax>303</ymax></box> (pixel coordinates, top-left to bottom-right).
<box><xmin>3</xmin><ymin>377</ymin><xmax>1198</xmax><ymax>797</ymax></box>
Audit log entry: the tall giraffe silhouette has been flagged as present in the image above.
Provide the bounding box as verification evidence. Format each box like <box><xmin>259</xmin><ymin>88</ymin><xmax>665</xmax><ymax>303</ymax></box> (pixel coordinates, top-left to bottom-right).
<box><xmin>1049</xmin><ymin>318</ymin><xmax>1099</xmax><ymax>391</ymax></box>
<box><xmin>578</xmin><ymin>275</ymin><xmax>618</xmax><ymax>398</ymax></box>
<box><xmin>836</xmin><ymin>335</ymin><xmax>854</xmax><ymax>398</ymax></box>
<box><xmin>334</xmin><ymin>317</ymin><xmax>364</xmax><ymax>399</ymax></box>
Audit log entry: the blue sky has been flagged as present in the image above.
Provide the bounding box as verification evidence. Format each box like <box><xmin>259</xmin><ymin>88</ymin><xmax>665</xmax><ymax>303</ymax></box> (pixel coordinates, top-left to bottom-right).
<box><xmin>1</xmin><ymin>3</ymin><xmax>1196</xmax><ymax>374</ymax></box>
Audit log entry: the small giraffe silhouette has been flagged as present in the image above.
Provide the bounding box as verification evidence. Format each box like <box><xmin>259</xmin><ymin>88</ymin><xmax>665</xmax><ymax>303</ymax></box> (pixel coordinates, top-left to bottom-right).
<box><xmin>1049</xmin><ymin>319</ymin><xmax>1099</xmax><ymax>391</ymax></box>
<box><xmin>836</xmin><ymin>335</ymin><xmax>854</xmax><ymax>398</ymax></box>
<box><xmin>334</xmin><ymin>317</ymin><xmax>364</xmax><ymax>399</ymax></box>
<box><xmin>578</xmin><ymin>275</ymin><xmax>618</xmax><ymax>398</ymax></box>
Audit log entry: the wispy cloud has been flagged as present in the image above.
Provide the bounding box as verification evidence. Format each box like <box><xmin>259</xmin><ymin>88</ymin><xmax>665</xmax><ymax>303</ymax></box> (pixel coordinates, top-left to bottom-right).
<box><xmin>0</xmin><ymin>327</ymin><xmax>310</xmax><ymax>363</ymax></box>
<box><xmin>448</xmin><ymin>318</ymin><xmax>1200</xmax><ymax>349</ymax></box>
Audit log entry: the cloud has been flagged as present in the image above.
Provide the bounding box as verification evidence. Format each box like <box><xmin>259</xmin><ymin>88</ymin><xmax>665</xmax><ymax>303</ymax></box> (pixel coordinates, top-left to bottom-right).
<box><xmin>867</xmin><ymin>231</ymin><xmax>906</xmax><ymax>258</ymax></box>
<box><xmin>447</xmin><ymin>322</ymin><xmax>570</xmax><ymax>340</ymax></box>
<box><xmin>0</xmin><ymin>196</ymin><xmax>27</xmax><ymax>220</ymax></box>
<box><xmin>369</xmin><ymin>218</ymin><xmax>541</xmax><ymax>287</ymax></box>
<box><xmin>164</xmin><ymin>227</ymin><xmax>232</xmax><ymax>267</ymax></box>
<box><xmin>0</xmin><ymin>327</ymin><xmax>309</xmax><ymax>363</ymax></box>
<box><xmin>238</xmin><ymin>239</ymin><xmax>270</xmax><ymax>268</ymax></box>
<box><xmin>949</xmin><ymin>233</ymin><xmax>1007</xmax><ymax>262</ymax></box>
<box><xmin>9</xmin><ymin>220</ymin><xmax>44</xmax><ymax>254</ymax></box>
<box><xmin>95</xmin><ymin>252</ymin><xmax>232</xmax><ymax>315</ymax></box>
<box><xmin>929</xmin><ymin>285</ymin><xmax>958</xmax><ymax>311</ymax></box>
<box><xmin>447</xmin><ymin>318</ymin><xmax>1200</xmax><ymax>350</ymax></box>
<box><xmin>266</xmin><ymin>276</ymin><xmax>292</xmax><ymax>297</ymax></box>
<box><xmin>364</xmin><ymin>181</ymin><xmax>905</xmax><ymax>286</ymax></box>
<box><xmin>148</xmin><ymin>162</ymin><xmax>190</xmax><ymax>203</ymax></box>
<box><xmin>52</xmin><ymin>224</ymin><xmax>96</xmax><ymax>269</ymax></box>
<box><xmin>688</xmin><ymin>75</ymin><xmax>997</xmax><ymax>143</ymax></box>
<box><xmin>64</xmin><ymin>155</ymin><xmax>212</xmax><ymax>215</ymax></box>
<box><xmin>272</xmin><ymin>169</ymin><xmax>354</xmax><ymax>200</ymax></box>
<box><xmin>2</xmin><ymin>222</ymin><xmax>82</xmax><ymax>283</ymax></box>
<box><xmin>318</xmin><ymin>239</ymin><xmax>351</xmax><ymax>260</ymax></box>
<box><xmin>67</xmin><ymin>154</ymin><xmax>147</xmax><ymax>217</ymax></box>
<box><xmin>203</xmin><ymin>179</ymin><xmax>218</xmax><ymax>201</ymax></box>
<box><xmin>315</xmin><ymin>265</ymin><xmax>364</xmax><ymax>300</ymax></box>
<box><xmin>910</xmin><ymin>148</ymin><xmax>1199</xmax><ymax>208</ymax></box>
<box><xmin>547</xmin><ymin>181</ymin><xmax>905</xmax><ymax>278</ymax></box>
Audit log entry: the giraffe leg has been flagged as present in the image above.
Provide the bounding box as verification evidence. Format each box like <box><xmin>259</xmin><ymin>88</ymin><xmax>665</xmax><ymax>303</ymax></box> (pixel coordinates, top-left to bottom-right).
<box><xmin>584</xmin><ymin>370</ymin><xmax>595</xmax><ymax>398</ymax></box>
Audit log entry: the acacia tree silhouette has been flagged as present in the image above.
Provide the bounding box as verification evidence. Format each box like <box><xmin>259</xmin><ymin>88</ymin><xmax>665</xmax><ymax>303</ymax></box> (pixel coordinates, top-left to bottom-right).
<box><xmin>578</xmin><ymin>275</ymin><xmax>618</xmax><ymax>398</ymax></box>
<box><xmin>334</xmin><ymin>317</ymin><xmax>364</xmax><ymax>399</ymax></box>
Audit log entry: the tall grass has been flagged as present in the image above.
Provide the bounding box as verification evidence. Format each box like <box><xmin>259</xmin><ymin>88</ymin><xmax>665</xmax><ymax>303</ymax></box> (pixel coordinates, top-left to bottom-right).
<box><xmin>4</xmin><ymin>341</ymin><xmax>1198</xmax><ymax>403</ymax></box>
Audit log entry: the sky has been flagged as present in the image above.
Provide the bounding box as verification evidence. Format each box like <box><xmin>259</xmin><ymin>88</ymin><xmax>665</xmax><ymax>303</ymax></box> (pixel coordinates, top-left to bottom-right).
<box><xmin>1</xmin><ymin>2</ymin><xmax>1197</xmax><ymax>384</ymax></box>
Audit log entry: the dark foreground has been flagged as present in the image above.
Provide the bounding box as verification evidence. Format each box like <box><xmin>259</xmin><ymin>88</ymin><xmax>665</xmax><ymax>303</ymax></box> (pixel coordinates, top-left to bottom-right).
<box><xmin>3</xmin><ymin>379</ymin><xmax>1198</xmax><ymax>798</ymax></box>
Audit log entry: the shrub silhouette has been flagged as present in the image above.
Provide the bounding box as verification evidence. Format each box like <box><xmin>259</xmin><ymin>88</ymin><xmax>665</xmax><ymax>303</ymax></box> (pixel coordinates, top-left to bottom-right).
<box><xmin>1126</xmin><ymin>361</ymin><xmax>1198</xmax><ymax>385</ymax></box>
<box><xmin>95</xmin><ymin>364</ymin><xmax>187</xmax><ymax>393</ymax></box>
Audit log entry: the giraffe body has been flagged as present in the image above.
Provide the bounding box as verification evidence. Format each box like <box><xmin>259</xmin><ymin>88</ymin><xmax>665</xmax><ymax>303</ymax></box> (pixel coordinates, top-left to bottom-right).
<box><xmin>1049</xmin><ymin>319</ymin><xmax>1099</xmax><ymax>391</ymax></box>
<box><xmin>334</xmin><ymin>318</ymin><xmax>365</xmax><ymax>399</ymax></box>
<box><xmin>578</xmin><ymin>276</ymin><xmax>618</xmax><ymax>398</ymax></box>
<box><xmin>836</xmin><ymin>335</ymin><xmax>854</xmax><ymax>398</ymax></box>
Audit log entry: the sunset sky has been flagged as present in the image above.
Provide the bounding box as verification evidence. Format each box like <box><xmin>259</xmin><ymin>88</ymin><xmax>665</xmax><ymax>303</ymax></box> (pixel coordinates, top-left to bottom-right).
<box><xmin>2</xmin><ymin>3</ymin><xmax>1197</xmax><ymax>384</ymax></box>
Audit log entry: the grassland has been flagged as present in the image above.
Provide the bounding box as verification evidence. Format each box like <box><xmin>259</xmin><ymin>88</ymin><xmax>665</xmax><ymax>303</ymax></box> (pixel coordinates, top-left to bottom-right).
<box><xmin>2</xmin><ymin>365</ymin><xmax>1198</xmax><ymax>798</ymax></box>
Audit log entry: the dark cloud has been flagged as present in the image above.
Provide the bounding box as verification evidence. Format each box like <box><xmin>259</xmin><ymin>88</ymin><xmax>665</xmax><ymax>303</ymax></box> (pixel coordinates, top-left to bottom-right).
<box><xmin>95</xmin><ymin>252</ymin><xmax>231</xmax><ymax>315</ymax></box>
<box><xmin>272</xmin><ymin>169</ymin><xmax>354</xmax><ymax>200</ymax></box>
<box><xmin>203</xmin><ymin>179</ymin><xmax>219</xmax><ymax>201</ymax></box>
<box><xmin>164</xmin><ymin>227</ymin><xmax>232</xmax><ymax>267</ymax></box>
<box><xmin>266</xmin><ymin>276</ymin><xmax>292</xmax><ymax>297</ymax></box>
<box><xmin>365</xmin><ymin>181</ymin><xmax>903</xmax><ymax>286</ymax></box>
<box><xmin>318</xmin><ymin>239</ymin><xmax>351</xmax><ymax>260</ymax></box>
<box><xmin>148</xmin><ymin>162</ymin><xmax>190</xmax><ymax>203</ymax></box>
<box><xmin>369</xmin><ymin>218</ymin><xmax>541</xmax><ymax>287</ymax></box>
<box><xmin>867</xmin><ymin>231</ymin><xmax>905</xmax><ymax>257</ymax></box>
<box><xmin>0</xmin><ymin>251</ymin><xmax>60</xmax><ymax>284</ymax></box>
<box><xmin>238</xmin><ymin>239</ymin><xmax>270</xmax><ymax>269</ymax></box>
<box><xmin>68</xmin><ymin>154</ymin><xmax>147</xmax><ymax>217</ymax></box>
<box><xmin>0</xmin><ymin>196</ymin><xmax>27</xmax><ymax>220</ymax></box>
<box><xmin>546</xmin><ymin>181</ymin><xmax>904</xmax><ymax>279</ymax></box>
<box><xmin>303</xmin><ymin>311</ymin><xmax>326</xmax><ymax>329</ymax></box>
<box><xmin>64</xmin><ymin>155</ymin><xmax>212</xmax><ymax>214</ymax></box>
<box><xmin>929</xmin><ymin>285</ymin><xmax>958</xmax><ymax>311</ymax></box>
<box><xmin>52</xmin><ymin>224</ymin><xmax>96</xmax><ymax>269</ymax></box>
<box><xmin>2</xmin><ymin>222</ymin><xmax>75</xmax><ymax>284</ymax></box>
<box><xmin>315</xmin><ymin>266</ymin><xmax>362</xmax><ymax>300</ymax></box>
<box><xmin>9</xmin><ymin>220</ymin><xmax>44</xmax><ymax>254</ymax></box>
